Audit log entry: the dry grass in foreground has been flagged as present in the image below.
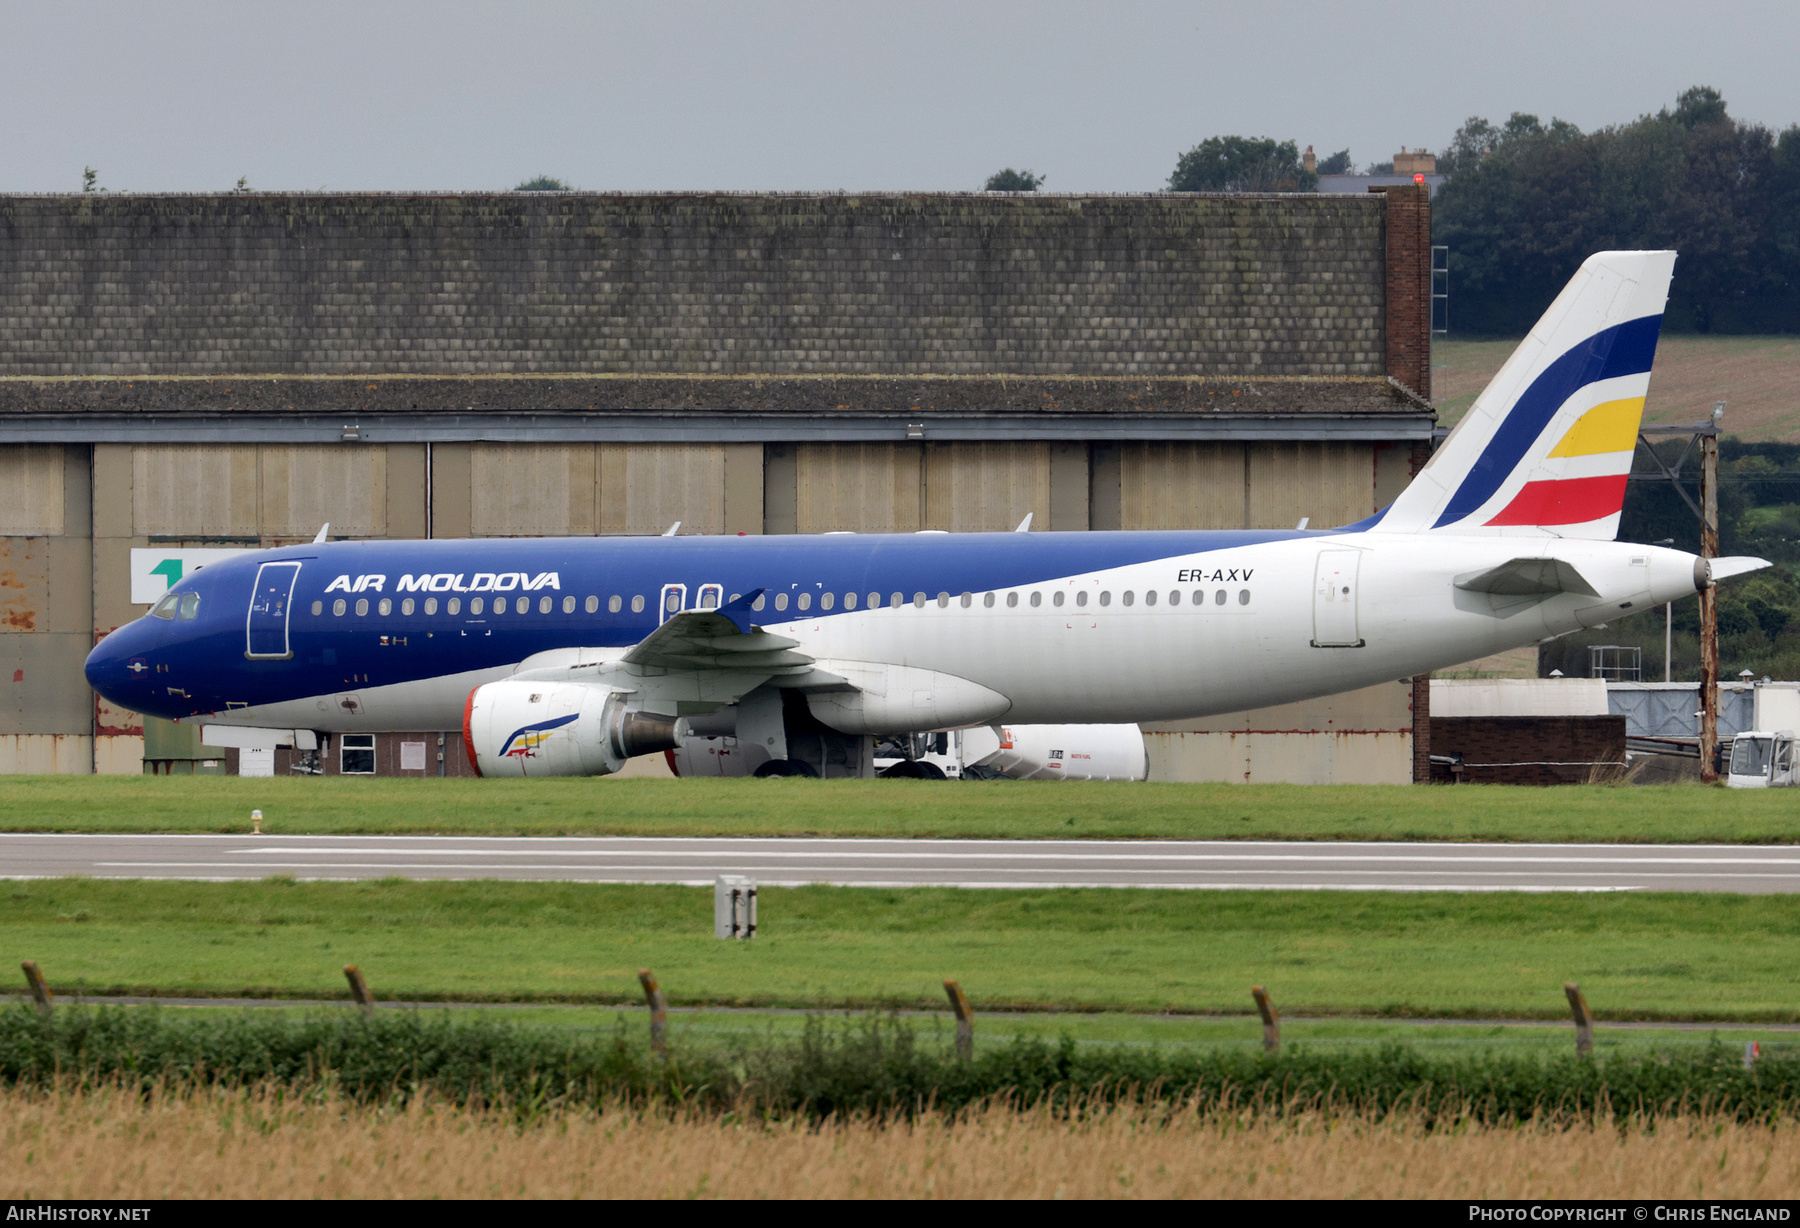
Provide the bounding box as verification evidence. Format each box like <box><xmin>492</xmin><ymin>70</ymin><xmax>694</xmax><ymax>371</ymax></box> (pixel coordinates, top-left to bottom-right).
<box><xmin>4</xmin><ymin>1086</ymin><xmax>1800</xmax><ymax>1199</ymax></box>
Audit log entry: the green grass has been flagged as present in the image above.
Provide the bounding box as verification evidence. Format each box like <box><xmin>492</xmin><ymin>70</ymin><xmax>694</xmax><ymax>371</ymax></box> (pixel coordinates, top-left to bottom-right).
<box><xmin>5</xmin><ymin>776</ymin><xmax>1800</xmax><ymax>842</ymax></box>
<box><xmin>8</xmin><ymin>878</ymin><xmax>1800</xmax><ymax>1022</ymax></box>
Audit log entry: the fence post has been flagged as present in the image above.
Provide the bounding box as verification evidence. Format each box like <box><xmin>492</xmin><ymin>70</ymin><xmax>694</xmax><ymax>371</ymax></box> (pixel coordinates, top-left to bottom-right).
<box><xmin>1564</xmin><ymin>982</ymin><xmax>1594</xmax><ymax>1056</ymax></box>
<box><xmin>638</xmin><ymin>969</ymin><xmax>668</xmax><ymax>1056</ymax></box>
<box><xmin>943</xmin><ymin>980</ymin><xmax>973</xmax><ymax>1060</ymax></box>
<box><xmin>342</xmin><ymin>964</ymin><xmax>375</xmax><ymax>1020</ymax></box>
<box><xmin>1252</xmin><ymin>986</ymin><xmax>1280</xmax><ymax>1053</ymax></box>
<box><xmin>21</xmin><ymin>961</ymin><xmax>52</xmax><ymax>1019</ymax></box>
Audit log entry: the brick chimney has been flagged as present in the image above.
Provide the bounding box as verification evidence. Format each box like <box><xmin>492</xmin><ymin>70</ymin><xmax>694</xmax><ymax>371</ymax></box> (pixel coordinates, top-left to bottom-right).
<box><xmin>1303</xmin><ymin>145</ymin><xmax>1316</xmax><ymax>174</ymax></box>
<box><xmin>1392</xmin><ymin>148</ymin><xmax>1436</xmax><ymax>177</ymax></box>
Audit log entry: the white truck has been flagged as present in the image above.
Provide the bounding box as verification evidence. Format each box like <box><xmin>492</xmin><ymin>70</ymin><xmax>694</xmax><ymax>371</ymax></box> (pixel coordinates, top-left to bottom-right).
<box><xmin>1726</xmin><ymin>731</ymin><xmax>1800</xmax><ymax>788</ymax></box>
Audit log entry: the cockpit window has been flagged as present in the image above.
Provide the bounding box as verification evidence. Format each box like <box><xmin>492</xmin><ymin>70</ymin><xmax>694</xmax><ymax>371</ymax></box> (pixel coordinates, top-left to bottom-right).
<box><xmin>150</xmin><ymin>593</ymin><xmax>181</xmax><ymax>620</ymax></box>
<box><xmin>178</xmin><ymin>593</ymin><xmax>200</xmax><ymax>620</ymax></box>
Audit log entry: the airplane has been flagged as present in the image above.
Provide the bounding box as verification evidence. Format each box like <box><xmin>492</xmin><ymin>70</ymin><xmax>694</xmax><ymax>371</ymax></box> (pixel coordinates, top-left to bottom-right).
<box><xmin>85</xmin><ymin>250</ymin><xmax>1768</xmax><ymax>778</ymax></box>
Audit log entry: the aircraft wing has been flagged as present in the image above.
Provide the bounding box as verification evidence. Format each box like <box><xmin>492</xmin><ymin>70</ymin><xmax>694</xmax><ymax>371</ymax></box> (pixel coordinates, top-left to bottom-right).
<box><xmin>623</xmin><ymin>609</ymin><xmax>816</xmax><ymax>675</ymax></box>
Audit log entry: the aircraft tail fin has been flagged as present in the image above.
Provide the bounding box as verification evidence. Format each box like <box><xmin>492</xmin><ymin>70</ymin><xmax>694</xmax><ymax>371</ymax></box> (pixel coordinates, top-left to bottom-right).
<box><xmin>1371</xmin><ymin>250</ymin><xmax>1676</xmax><ymax>539</ymax></box>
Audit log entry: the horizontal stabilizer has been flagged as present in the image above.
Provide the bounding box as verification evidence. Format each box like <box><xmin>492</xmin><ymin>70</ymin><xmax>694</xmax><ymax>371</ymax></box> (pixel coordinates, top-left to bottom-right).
<box><xmin>1454</xmin><ymin>557</ymin><xmax>1599</xmax><ymax>598</ymax></box>
<box><xmin>1710</xmin><ymin>556</ymin><xmax>1772</xmax><ymax>583</ymax></box>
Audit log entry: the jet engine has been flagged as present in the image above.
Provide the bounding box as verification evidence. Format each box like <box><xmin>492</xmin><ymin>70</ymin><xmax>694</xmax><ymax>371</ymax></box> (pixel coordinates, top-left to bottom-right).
<box><xmin>463</xmin><ymin>680</ymin><xmax>682</xmax><ymax>777</ymax></box>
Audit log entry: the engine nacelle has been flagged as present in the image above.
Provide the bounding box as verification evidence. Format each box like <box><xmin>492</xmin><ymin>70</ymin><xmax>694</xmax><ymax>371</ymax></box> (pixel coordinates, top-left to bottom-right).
<box><xmin>463</xmin><ymin>680</ymin><xmax>682</xmax><ymax>777</ymax></box>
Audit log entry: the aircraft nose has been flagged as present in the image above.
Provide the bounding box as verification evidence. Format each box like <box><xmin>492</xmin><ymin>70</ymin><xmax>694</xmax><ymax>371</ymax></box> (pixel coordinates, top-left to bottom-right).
<box><xmin>85</xmin><ymin>620</ymin><xmax>149</xmax><ymax>704</ymax></box>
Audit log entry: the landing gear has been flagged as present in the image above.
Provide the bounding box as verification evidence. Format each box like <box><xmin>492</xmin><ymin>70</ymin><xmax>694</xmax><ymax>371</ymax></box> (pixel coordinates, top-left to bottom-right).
<box><xmin>878</xmin><ymin>759</ymin><xmax>948</xmax><ymax>780</ymax></box>
<box><xmin>752</xmin><ymin>759</ymin><xmax>820</xmax><ymax>779</ymax></box>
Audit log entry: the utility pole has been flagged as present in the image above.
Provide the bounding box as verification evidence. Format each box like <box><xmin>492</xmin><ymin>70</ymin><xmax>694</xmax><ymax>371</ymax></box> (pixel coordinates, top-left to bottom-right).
<box><xmin>1698</xmin><ymin>405</ymin><xmax>1722</xmax><ymax>782</ymax></box>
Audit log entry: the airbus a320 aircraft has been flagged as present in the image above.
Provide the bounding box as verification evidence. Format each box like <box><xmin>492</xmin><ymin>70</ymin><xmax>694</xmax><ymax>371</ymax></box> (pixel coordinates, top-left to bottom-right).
<box><xmin>86</xmin><ymin>251</ymin><xmax>1767</xmax><ymax>778</ymax></box>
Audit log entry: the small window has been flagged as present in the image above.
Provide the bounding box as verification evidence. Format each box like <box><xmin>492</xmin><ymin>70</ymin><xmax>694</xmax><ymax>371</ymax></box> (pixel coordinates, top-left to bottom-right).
<box><xmin>586</xmin><ymin>596</ymin><xmax>599</xmax><ymax>613</ymax></box>
<box><xmin>1168</xmin><ymin>591</ymin><xmax>1180</xmax><ymax>606</ymax></box>
<box><xmin>1005</xmin><ymin>592</ymin><xmax>1017</xmax><ymax>608</ymax></box>
<box><xmin>960</xmin><ymin>593</ymin><xmax>972</xmax><ymax>608</ymax></box>
<box><xmin>845</xmin><ymin>592</ymin><xmax>858</xmax><ymax>610</ymax></box>
<box><xmin>518</xmin><ymin>597</ymin><xmax>531</xmax><ymax>614</ymax></box>
<box><xmin>1051</xmin><ymin>591</ymin><xmax>1063</xmax><ymax>608</ymax></box>
<box><xmin>310</xmin><ymin>600</ymin><xmax>323</xmax><ymax>616</ymax></box>
<box><xmin>538</xmin><ymin>596</ymin><xmax>551</xmax><ymax>614</ymax></box>
<box><xmin>607</xmin><ymin>595</ymin><xmax>621</xmax><ymax>613</ymax></box>
<box><xmin>1192</xmin><ymin>590</ymin><xmax>1204</xmax><ymax>606</ymax></box>
<box><xmin>775</xmin><ymin>593</ymin><xmax>789</xmax><ymax>611</ymax></box>
<box><xmin>914</xmin><ymin>592</ymin><xmax>927</xmax><ymax>608</ymax></box>
<box><xmin>631</xmin><ymin>595</ymin><xmax>645</xmax><ymax>613</ymax></box>
<box><xmin>355</xmin><ymin>598</ymin><xmax>369</xmax><ymax>616</ymax></box>
<box><xmin>797</xmin><ymin>592</ymin><xmax>811</xmax><ymax>611</ymax></box>
<box><xmin>890</xmin><ymin>593</ymin><xmax>903</xmax><ymax>608</ymax></box>
<box><xmin>984</xmin><ymin>593</ymin><xmax>995</xmax><ymax>608</ymax></box>
<box><xmin>1215</xmin><ymin>589</ymin><xmax>1227</xmax><ymax>606</ymax></box>
<box><xmin>470</xmin><ymin>597</ymin><xmax>485</xmax><ymax>615</ymax></box>
<box><xmin>149</xmin><ymin>592</ymin><xmax>180</xmax><ymax>619</ymax></box>
<box><xmin>1144</xmin><ymin>590</ymin><xmax>1156</xmax><ymax>607</ymax></box>
<box><xmin>752</xmin><ymin>594</ymin><xmax>766</xmax><ymax>611</ymax></box>
<box><xmin>1076</xmin><ymin>591</ymin><xmax>1088</xmax><ymax>608</ymax></box>
<box><xmin>333</xmin><ymin>599</ymin><xmax>347</xmax><ymax>617</ymax></box>
<box><xmin>665</xmin><ymin>592</ymin><xmax>682</xmax><ymax>614</ymax></box>
<box><xmin>424</xmin><ymin>597</ymin><xmax>438</xmax><ymax>615</ymax></box>
<box><xmin>401</xmin><ymin>598</ymin><xmax>415</xmax><ymax>615</ymax></box>
<box><xmin>340</xmin><ymin>734</ymin><xmax>376</xmax><ymax>776</ymax></box>
<box><xmin>1098</xmin><ymin>591</ymin><xmax>1111</xmax><ymax>607</ymax></box>
<box><xmin>1028</xmin><ymin>592</ymin><xmax>1040</xmax><ymax>608</ymax></box>
<box><xmin>177</xmin><ymin>592</ymin><xmax>200</xmax><ymax>619</ymax></box>
<box><xmin>448</xmin><ymin>598</ymin><xmax>461</xmax><ymax>615</ymax></box>
<box><xmin>563</xmin><ymin>596</ymin><xmax>576</xmax><ymax>613</ymax></box>
<box><xmin>821</xmin><ymin>592</ymin><xmax>834</xmax><ymax>611</ymax></box>
<box><xmin>937</xmin><ymin>592</ymin><xmax>950</xmax><ymax>607</ymax></box>
<box><xmin>378</xmin><ymin>598</ymin><xmax>392</xmax><ymax>616</ymax></box>
<box><xmin>1239</xmin><ymin>589</ymin><xmax>1251</xmax><ymax>605</ymax></box>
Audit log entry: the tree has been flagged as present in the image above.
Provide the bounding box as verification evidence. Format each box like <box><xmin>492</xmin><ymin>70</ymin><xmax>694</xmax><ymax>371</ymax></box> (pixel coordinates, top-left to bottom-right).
<box><xmin>1316</xmin><ymin>149</ymin><xmax>1352</xmax><ymax>176</ymax></box>
<box><xmin>82</xmin><ymin>166</ymin><xmax>98</xmax><ymax>193</ymax></box>
<box><xmin>983</xmin><ymin>168</ymin><xmax>1043</xmax><ymax>192</ymax></box>
<box><xmin>514</xmin><ymin>176</ymin><xmax>572</xmax><ymax>192</ymax></box>
<box><xmin>1167</xmin><ymin>136</ymin><xmax>1316</xmax><ymax>192</ymax></box>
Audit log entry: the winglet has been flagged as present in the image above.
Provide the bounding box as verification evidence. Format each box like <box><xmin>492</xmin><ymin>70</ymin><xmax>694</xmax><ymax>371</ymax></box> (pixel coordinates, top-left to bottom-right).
<box><xmin>662</xmin><ymin>521</ymin><xmax>682</xmax><ymax>537</ymax></box>
<box><xmin>719</xmin><ymin>588</ymin><xmax>765</xmax><ymax>633</ymax></box>
<box><xmin>312</xmin><ymin>523</ymin><xmax>330</xmax><ymax>544</ymax></box>
<box><xmin>1014</xmin><ymin>513</ymin><xmax>1033</xmax><ymax>533</ymax></box>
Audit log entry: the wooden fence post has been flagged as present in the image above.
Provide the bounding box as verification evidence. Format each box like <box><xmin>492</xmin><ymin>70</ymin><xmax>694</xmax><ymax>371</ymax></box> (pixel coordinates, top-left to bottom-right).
<box><xmin>943</xmin><ymin>980</ymin><xmax>973</xmax><ymax>1060</ymax></box>
<box><xmin>21</xmin><ymin>961</ymin><xmax>52</xmax><ymax>1019</ymax></box>
<box><xmin>342</xmin><ymin>965</ymin><xmax>375</xmax><ymax>1020</ymax></box>
<box><xmin>638</xmin><ymin>969</ymin><xmax>668</xmax><ymax>1056</ymax></box>
<box><xmin>1564</xmin><ymin>982</ymin><xmax>1594</xmax><ymax>1056</ymax></box>
<box><xmin>1252</xmin><ymin>986</ymin><xmax>1280</xmax><ymax>1053</ymax></box>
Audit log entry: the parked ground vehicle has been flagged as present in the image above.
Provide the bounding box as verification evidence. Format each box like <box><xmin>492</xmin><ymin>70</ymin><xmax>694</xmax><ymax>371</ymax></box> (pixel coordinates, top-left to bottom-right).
<box><xmin>1726</xmin><ymin>731</ymin><xmax>1799</xmax><ymax>788</ymax></box>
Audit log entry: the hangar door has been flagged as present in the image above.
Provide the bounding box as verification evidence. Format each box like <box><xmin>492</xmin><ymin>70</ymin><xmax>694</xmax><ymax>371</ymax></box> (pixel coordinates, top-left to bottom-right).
<box><xmin>1311</xmin><ymin>550</ymin><xmax>1363</xmax><ymax>648</ymax></box>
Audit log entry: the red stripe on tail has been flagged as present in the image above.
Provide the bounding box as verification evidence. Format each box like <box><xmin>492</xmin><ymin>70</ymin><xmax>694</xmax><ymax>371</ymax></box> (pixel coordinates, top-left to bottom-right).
<box><xmin>1485</xmin><ymin>475</ymin><xmax>1629</xmax><ymax>527</ymax></box>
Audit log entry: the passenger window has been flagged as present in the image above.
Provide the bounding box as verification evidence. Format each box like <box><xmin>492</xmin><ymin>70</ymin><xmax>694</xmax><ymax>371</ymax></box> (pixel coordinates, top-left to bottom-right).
<box><xmin>354</xmin><ymin>599</ymin><xmax>368</xmax><ymax>617</ymax></box>
<box><xmin>333</xmin><ymin>599</ymin><xmax>347</xmax><ymax>616</ymax></box>
<box><xmin>797</xmin><ymin>593</ymin><xmax>811</xmax><ymax>611</ymax></box>
<box><xmin>447</xmin><ymin>598</ymin><xmax>461</xmax><ymax>615</ymax></box>
<box><xmin>1076</xmin><ymin>592</ymin><xmax>1088</xmax><ymax>608</ymax></box>
<box><xmin>821</xmin><ymin>593</ymin><xmax>834</xmax><ymax>611</ymax></box>
<box><xmin>586</xmin><ymin>596</ymin><xmax>599</xmax><ymax>613</ymax></box>
<box><xmin>563</xmin><ymin>596</ymin><xmax>576</xmax><ymax>613</ymax></box>
<box><xmin>1005</xmin><ymin>592</ymin><xmax>1016</xmax><ymax>608</ymax></box>
<box><xmin>937</xmin><ymin>592</ymin><xmax>950</xmax><ymax>607</ymax></box>
<box><xmin>471</xmin><ymin>597</ymin><xmax>485</xmax><ymax>615</ymax></box>
<box><xmin>775</xmin><ymin>593</ymin><xmax>789</xmax><ymax>611</ymax></box>
<box><xmin>1192</xmin><ymin>590</ymin><xmax>1204</xmax><ymax>605</ymax></box>
<box><xmin>752</xmin><ymin>594</ymin><xmax>766</xmax><ymax>611</ymax></box>
<box><xmin>631</xmin><ymin>595</ymin><xmax>645</xmax><ymax>613</ymax></box>
<box><xmin>984</xmin><ymin>593</ymin><xmax>995</xmax><ymax>608</ymax></box>
<box><xmin>1099</xmin><ymin>591</ymin><xmax>1111</xmax><ymax>607</ymax></box>
<box><xmin>961</xmin><ymin>593</ymin><xmax>973</xmax><ymax>608</ymax></box>
<box><xmin>518</xmin><ymin>597</ymin><xmax>531</xmax><ymax>614</ymax></box>
<box><xmin>1239</xmin><ymin>589</ymin><xmax>1251</xmax><ymax>605</ymax></box>
<box><xmin>311</xmin><ymin>600</ymin><xmax>323</xmax><ymax>616</ymax></box>
<box><xmin>845</xmin><ymin>592</ymin><xmax>858</xmax><ymax>610</ymax></box>
<box><xmin>1121</xmin><ymin>592</ymin><xmax>1134</xmax><ymax>607</ymax></box>
<box><xmin>1214</xmin><ymin>589</ymin><xmax>1227</xmax><ymax>606</ymax></box>
<box><xmin>1169</xmin><ymin>591</ymin><xmax>1180</xmax><ymax>606</ymax></box>
<box><xmin>1028</xmin><ymin>592</ymin><xmax>1040</xmax><ymax>607</ymax></box>
<box><xmin>890</xmin><ymin>593</ymin><xmax>903</xmax><ymax>608</ymax></box>
<box><xmin>378</xmin><ymin>598</ymin><xmax>392</xmax><ymax>616</ymax></box>
<box><xmin>1052</xmin><ymin>592</ymin><xmax>1063</xmax><ymax>607</ymax></box>
<box><xmin>402</xmin><ymin>598</ymin><xmax>415</xmax><ymax>615</ymax></box>
<box><xmin>914</xmin><ymin>593</ymin><xmax>927</xmax><ymax>608</ymax></box>
<box><xmin>539</xmin><ymin>596</ymin><xmax>551</xmax><ymax>614</ymax></box>
<box><xmin>150</xmin><ymin>593</ymin><xmax>180</xmax><ymax>619</ymax></box>
<box><xmin>608</xmin><ymin>595</ymin><xmax>622</xmax><ymax>613</ymax></box>
<box><xmin>1143</xmin><ymin>590</ymin><xmax>1156</xmax><ymax>606</ymax></box>
<box><xmin>424</xmin><ymin>598</ymin><xmax>438</xmax><ymax>615</ymax></box>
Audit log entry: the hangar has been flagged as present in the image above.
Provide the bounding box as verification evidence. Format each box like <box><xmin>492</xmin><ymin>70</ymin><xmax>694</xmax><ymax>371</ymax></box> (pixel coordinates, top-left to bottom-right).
<box><xmin>0</xmin><ymin>186</ymin><xmax>1437</xmax><ymax>781</ymax></box>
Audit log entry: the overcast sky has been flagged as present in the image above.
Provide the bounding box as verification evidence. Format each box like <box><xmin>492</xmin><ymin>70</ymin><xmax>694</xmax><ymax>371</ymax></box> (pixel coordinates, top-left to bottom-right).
<box><xmin>3</xmin><ymin>0</ymin><xmax>1796</xmax><ymax>194</ymax></box>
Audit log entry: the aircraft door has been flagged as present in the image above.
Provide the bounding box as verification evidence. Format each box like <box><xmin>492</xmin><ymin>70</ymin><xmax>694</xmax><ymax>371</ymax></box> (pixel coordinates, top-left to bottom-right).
<box><xmin>1311</xmin><ymin>550</ymin><xmax>1363</xmax><ymax>647</ymax></box>
<box><xmin>658</xmin><ymin>583</ymin><xmax>688</xmax><ymax>625</ymax></box>
<box><xmin>245</xmin><ymin>561</ymin><xmax>302</xmax><ymax>660</ymax></box>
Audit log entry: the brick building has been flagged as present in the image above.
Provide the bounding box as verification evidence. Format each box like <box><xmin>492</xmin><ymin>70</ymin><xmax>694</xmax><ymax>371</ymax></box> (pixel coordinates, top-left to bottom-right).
<box><xmin>0</xmin><ymin>187</ymin><xmax>1436</xmax><ymax>781</ymax></box>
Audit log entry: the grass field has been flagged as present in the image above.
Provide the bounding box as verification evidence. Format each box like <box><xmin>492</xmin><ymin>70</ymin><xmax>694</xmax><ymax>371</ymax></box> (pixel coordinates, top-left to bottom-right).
<box><xmin>5</xmin><ymin>1086</ymin><xmax>1796</xmax><ymax>1199</ymax></box>
<box><xmin>9</xmin><ymin>877</ymin><xmax>1800</xmax><ymax>1021</ymax></box>
<box><xmin>5</xmin><ymin>775</ymin><xmax>1800</xmax><ymax>843</ymax></box>
<box><xmin>1436</xmin><ymin>334</ymin><xmax>1800</xmax><ymax>439</ymax></box>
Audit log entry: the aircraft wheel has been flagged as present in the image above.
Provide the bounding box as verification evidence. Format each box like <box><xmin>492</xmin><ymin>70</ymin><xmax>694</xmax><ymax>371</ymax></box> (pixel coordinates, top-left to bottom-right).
<box><xmin>878</xmin><ymin>760</ymin><xmax>948</xmax><ymax>780</ymax></box>
<box><xmin>752</xmin><ymin>759</ymin><xmax>820</xmax><ymax>778</ymax></box>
